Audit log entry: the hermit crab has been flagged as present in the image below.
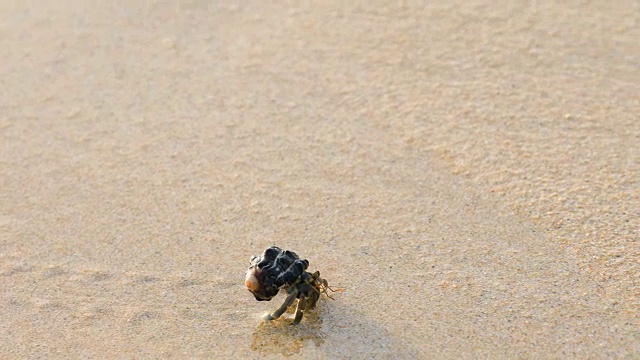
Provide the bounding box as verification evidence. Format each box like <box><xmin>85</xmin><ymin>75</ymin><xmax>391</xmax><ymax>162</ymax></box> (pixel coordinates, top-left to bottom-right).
<box><xmin>245</xmin><ymin>246</ymin><xmax>341</xmax><ymax>324</ymax></box>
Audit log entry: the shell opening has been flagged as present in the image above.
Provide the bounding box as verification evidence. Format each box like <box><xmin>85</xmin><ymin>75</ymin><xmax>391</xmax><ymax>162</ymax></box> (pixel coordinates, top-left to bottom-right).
<box><xmin>245</xmin><ymin>268</ymin><xmax>261</xmax><ymax>292</ymax></box>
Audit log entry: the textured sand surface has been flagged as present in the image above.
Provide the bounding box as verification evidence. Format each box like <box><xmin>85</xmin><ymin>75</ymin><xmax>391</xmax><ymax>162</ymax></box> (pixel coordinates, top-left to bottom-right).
<box><xmin>1</xmin><ymin>1</ymin><xmax>638</xmax><ymax>358</ymax></box>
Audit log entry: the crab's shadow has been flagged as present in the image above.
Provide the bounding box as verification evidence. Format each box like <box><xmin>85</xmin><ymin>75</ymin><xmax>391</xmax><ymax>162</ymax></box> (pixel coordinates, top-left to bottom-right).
<box><xmin>250</xmin><ymin>309</ymin><xmax>324</xmax><ymax>357</ymax></box>
<box><xmin>250</xmin><ymin>298</ymin><xmax>421</xmax><ymax>358</ymax></box>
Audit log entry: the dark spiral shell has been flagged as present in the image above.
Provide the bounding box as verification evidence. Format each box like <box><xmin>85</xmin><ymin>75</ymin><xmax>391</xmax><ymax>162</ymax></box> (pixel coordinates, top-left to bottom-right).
<box><xmin>245</xmin><ymin>246</ymin><xmax>309</xmax><ymax>301</ymax></box>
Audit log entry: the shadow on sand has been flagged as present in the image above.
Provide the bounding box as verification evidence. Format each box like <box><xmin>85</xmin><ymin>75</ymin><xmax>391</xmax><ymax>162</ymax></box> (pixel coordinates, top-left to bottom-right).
<box><xmin>250</xmin><ymin>297</ymin><xmax>422</xmax><ymax>358</ymax></box>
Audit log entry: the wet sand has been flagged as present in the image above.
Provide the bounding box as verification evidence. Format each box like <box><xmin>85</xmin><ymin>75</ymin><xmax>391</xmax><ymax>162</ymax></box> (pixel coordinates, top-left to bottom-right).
<box><xmin>1</xmin><ymin>1</ymin><xmax>638</xmax><ymax>358</ymax></box>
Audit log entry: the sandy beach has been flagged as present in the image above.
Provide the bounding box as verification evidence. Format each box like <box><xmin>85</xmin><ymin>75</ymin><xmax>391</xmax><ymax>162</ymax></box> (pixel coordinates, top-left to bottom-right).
<box><xmin>1</xmin><ymin>1</ymin><xmax>638</xmax><ymax>358</ymax></box>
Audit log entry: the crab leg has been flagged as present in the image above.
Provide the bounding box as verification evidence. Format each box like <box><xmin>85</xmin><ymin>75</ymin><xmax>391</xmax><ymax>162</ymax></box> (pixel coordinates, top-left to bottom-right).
<box><xmin>292</xmin><ymin>297</ymin><xmax>307</xmax><ymax>325</ymax></box>
<box><xmin>264</xmin><ymin>293</ymin><xmax>297</xmax><ymax>321</ymax></box>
